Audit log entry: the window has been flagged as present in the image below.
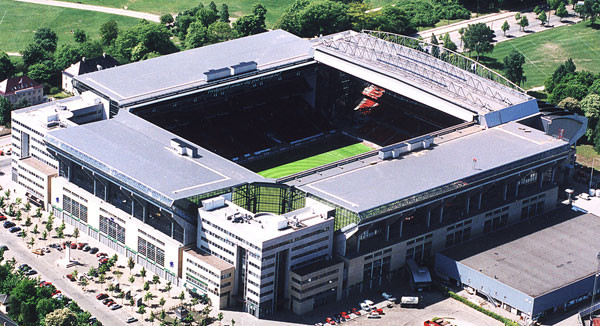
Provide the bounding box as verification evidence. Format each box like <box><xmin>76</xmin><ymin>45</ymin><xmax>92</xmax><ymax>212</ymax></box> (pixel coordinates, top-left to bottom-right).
<box><xmin>63</xmin><ymin>194</ymin><xmax>88</xmax><ymax>222</ymax></box>
<box><xmin>99</xmin><ymin>215</ymin><xmax>125</xmax><ymax>243</ymax></box>
<box><xmin>138</xmin><ymin>237</ymin><xmax>165</xmax><ymax>267</ymax></box>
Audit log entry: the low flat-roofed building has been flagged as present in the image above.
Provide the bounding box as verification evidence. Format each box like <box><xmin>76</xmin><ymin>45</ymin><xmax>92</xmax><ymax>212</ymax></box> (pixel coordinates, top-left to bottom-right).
<box><xmin>435</xmin><ymin>208</ymin><xmax>600</xmax><ymax>321</ymax></box>
<box><xmin>289</xmin><ymin>256</ymin><xmax>344</xmax><ymax>315</ymax></box>
<box><xmin>182</xmin><ymin>246</ymin><xmax>234</xmax><ymax>309</ymax></box>
<box><xmin>17</xmin><ymin>157</ymin><xmax>57</xmax><ymax>207</ymax></box>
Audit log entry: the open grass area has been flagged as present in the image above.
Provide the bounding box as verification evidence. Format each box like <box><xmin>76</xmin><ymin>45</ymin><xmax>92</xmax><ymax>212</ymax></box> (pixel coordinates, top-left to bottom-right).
<box><xmin>0</xmin><ymin>0</ymin><xmax>141</xmax><ymax>53</ymax></box>
<box><xmin>480</xmin><ymin>21</ymin><xmax>600</xmax><ymax>89</ymax></box>
<box><xmin>258</xmin><ymin>143</ymin><xmax>372</xmax><ymax>178</ymax></box>
<box><xmin>576</xmin><ymin>145</ymin><xmax>600</xmax><ymax>170</ymax></box>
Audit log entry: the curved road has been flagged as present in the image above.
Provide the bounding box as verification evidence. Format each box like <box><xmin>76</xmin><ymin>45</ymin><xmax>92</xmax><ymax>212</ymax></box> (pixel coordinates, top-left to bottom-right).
<box><xmin>14</xmin><ymin>0</ymin><xmax>160</xmax><ymax>22</ymax></box>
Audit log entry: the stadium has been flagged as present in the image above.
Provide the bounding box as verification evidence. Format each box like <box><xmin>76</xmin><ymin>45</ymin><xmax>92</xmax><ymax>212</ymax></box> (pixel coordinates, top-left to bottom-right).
<box><xmin>11</xmin><ymin>29</ymin><xmax>588</xmax><ymax>320</ymax></box>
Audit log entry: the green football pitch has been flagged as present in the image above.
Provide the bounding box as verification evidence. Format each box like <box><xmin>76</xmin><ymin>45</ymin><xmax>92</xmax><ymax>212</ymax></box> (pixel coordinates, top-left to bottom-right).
<box><xmin>258</xmin><ymin>143</ymin><xmax>372</xmax><ymax>179</ymax></box>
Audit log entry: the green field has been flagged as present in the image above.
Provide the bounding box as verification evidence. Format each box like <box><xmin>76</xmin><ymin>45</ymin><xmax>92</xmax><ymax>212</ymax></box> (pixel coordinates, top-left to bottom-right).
<box><xmin>258</xmin><ymin>143</ymin><xmax>372</xmax><ymax>178</ymax></box>
<box><xmin>481</xmin><ymin>21</ymin><xmax>600</xmax><ymax>89</ymax></box>
<box><xmin>0</xmin><ymin>0</ymin><xmax>141</xmax><ymax>53</ymax></box>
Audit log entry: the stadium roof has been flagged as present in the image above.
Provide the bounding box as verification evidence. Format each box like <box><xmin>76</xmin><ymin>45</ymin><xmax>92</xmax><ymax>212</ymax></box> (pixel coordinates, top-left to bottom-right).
<box><xmin>74</xmin><ymin>30</ymin><xmax>313</xmax><ymax>107</ymax></box>
<box><xmin>440</xmin><ymin>210</ymin><xmax>600</xmax><ymax>298</ymax></box>
<box><xmin>45</xmin><ymin>111</ymin><xmax>263</xmax><ymax>207</ymax></box>
<box><xmin>291</xmin><ymin>122</ymin><xmax>569</xmax><ymax>213</ymax></box>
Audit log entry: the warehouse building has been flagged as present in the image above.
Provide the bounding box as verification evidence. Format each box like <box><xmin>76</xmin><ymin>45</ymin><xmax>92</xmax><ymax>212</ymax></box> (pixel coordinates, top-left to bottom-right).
<box><xmin>435</xmin><ymin>209</ymin><xmax>600</xmax><ymax>322</ymax></box>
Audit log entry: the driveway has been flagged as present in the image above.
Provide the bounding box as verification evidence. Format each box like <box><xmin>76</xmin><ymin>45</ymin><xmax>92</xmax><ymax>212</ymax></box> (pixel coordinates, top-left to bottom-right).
<box><xmin>14</xmin><ymin>0</ymin><xmax>159</xmax><ymax>22</ymax></box>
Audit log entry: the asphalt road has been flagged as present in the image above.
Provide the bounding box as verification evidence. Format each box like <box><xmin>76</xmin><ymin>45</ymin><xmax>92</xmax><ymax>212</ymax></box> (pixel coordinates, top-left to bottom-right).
<box><xmin>0</xmin><ymin>224</ymin><xmax>136</xmax><ymax>325</ymax></box>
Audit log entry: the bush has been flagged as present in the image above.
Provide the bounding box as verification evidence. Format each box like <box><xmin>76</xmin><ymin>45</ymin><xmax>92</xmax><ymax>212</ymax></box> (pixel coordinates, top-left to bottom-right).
<box><xmin>49</xmin><ymin>87</ymin><xmax>60</xmax><ymax>95</ymax></box>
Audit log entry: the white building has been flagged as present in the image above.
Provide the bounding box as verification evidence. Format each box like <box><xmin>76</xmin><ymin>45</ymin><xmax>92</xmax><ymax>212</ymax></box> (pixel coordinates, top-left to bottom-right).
<box><xmin>62</xmin><ymin>55</ymin><xmax>119</xmax><ymax>94</ymax></box>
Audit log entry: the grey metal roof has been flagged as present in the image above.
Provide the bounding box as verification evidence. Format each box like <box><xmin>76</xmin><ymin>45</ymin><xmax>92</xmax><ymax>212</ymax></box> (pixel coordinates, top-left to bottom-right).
<box><xmin>440</xmin><ymin>210</ymin><xmax>600</xmax><ymax>298</ymax></box>
<box><xmin>46</xmin><ymin>111</ymin><xmax>263</xmax><ymax>206</ymax></box>
<box><xmin>292</xmin><ymin>122</ymin><xmax>568</xmax><ymax>213</ymax></box>
<box><xmin>74</xmin><ymin>30</ymin><xmax>313</xmax><ymax>107</ymax></box>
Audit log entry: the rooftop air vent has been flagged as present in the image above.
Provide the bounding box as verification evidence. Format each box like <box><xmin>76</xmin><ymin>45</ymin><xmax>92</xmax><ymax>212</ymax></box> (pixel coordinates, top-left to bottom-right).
<box><xmin>170</xmin><ymin>138</ymin><xmax>199</xmax><ymax>157</ymax></box>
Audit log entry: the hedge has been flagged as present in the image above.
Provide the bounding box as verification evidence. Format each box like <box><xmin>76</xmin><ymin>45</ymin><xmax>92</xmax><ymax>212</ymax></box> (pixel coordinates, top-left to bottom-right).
<box><xmin>438</xmin><ymin>285</ymin><xmax>520</xmax><ymax>326</ymax></box>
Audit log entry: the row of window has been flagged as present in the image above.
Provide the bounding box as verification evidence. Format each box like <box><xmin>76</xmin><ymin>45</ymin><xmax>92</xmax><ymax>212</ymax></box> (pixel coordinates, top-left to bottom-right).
<box><xmin>186</xmin><ymin>258</ymin><xmax>220</xmax><ymax>279</ymax></box>
<box><xmin>406</xmin><ymin>233</ymin><xmax>433</xmax><ymax>246</ymax></box>
<box><xmin>18</xmin><ymin>162</ymin><xmax>44</xmax><ymax>182</ymax></box>
<box><xmin>445</xmin><ymin>227</ymin><xmax>471</xmax><ymax>248</ymax></box>
<box><xmin>138</xmin><ymin>237</ymin><xmax>165</xmax><ymax>267</ymax></box>
<box><xmin>447</xmin><ymin>219</ymin><xmax>472</xmax><ymax>231</ymax></box>
<box><xmin>17</xmin><ymin>172</ymin><xmax>44</xmax><ymax>190</ymax></box>
<box><xmin>292</xmin><ymin>268</ymin><xmax>339</xmax><ymax>285</ymax></box>
<box><xmin>291</xmin><ymin>235</ymin><xmax>329</xmax><ymax>252</ymax></box>
<box><xmin>201</xmin><ymin>218</ymin><xmax>260</xmax><ymax>252</ymax></box>
<box><xmin>292</xmin><ymin>277</ymin><xmax>339</xmax><ymax>295</ymax></box>
<box><xmin>263</xmin><ymin>227</ymin><xmax>330</xmax><ymax>252</ymax></box>
<box><xmin>290</xmin><ymin>245</ymin><xmax>328</xmax><ymax>261</ymax></box>
<box><xmin>63</xmin><ymin>194</ymin><xmax>88</xmax><ymax>223</ymax></box>
<box><xmin>99</xmin><ymin>215</ymin><xmax>125</xmax><ymax>244</ymax></box>
<box><xmin>11</xmin><ymin>119</ymin><xmax>44</xmax><ymax>137</ymax></box>
<box><xmin>200</xmin><ymin>244</ymin><xmax>234</xmax><ymax>265</ymax></box>
<box><xmin>186</xmin><ymin>266</ymin><xmax>219</xmax><ymax>288</ymax></box>
<box><xmin>291</xmin><ymin>287</ymin><xmax>337</xmax><ymax>303</ymax></box>
<box><xmin>364</xmin><ymin>247</ymin><xmax>392</xmax><ymax>261</ymax></box>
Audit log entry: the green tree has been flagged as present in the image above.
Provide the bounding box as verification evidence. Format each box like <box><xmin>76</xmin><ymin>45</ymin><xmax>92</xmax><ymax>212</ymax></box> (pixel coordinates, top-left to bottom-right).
<box><xmin>556</xmin><ymin>2</ymin><xmax>569</xmax><ymax>21</ymax></box>
<box><xmin>21</xmin><ymin>43</ymin><xmax>52</xmax><ymax>67</ymax></box>
<box><xmin>80</xmin><ymin>277</ymin><xmax>89</xmax><ymax>290</ymax></box>
<box><xmin>209</xmin><ymin>1</ymin><xmax>218</xmax><ymax>13</ymax></box>
<box><xmin>32</xmin><ymin>224</ymin><xmax>38</xmax><ymax>234</ymax></box>
<box><xmin>185</xmin><ymin>21</ymin><xmax>209</xmax><ymax>49</ymax></box>
<box><xmin>165</xmin><ymin>281</ymin><xmax>172</xmax><ymax>295</ymax></box>
<box><xmin>160</xmin><ymin>14</ymin><xmax>174</xmax><ymax>25</ymax></box>
<box><xmin>143</xmin><ymin>281</ymin><xmax>150</xmax><ymax>291</ymax></box>
<box><xmin>100</xmin><ymin>19</ymin><xmax>119</xmax><ymax>46</ymax></box>
<box><xmin>0</xmin><ymin>51</ymin><xmax>15</xmax><ymax>81</ymax></box>
<box><xmin>178</xmin><ymin>290</ymin><xmax>185</xmax><ymax>305</ymax></box>
<box><xmin>129</xmin><ymin>297</ymin><xmax>135</xmax><ymax>309</ymax></box>
<box><xmin>42</xmin><ymin>230</ymin><xmax>47</xmax><ymax>240</ymax></box>
<box><xmin>129</xmin><ymin>275</ymin><xmax>135</xmax><ymax>288</ymax></box>
<box><xmin>44</xmin><ymin>307</ymin><xmax>77</xmax><ymax>326</ymax></box>
<box><xmin>113</xmin><ymin>21</ymin><xmax>177</xmax><ymax>63</ymax></box>
<box><xmin>153</xmin><ymin>274</ymin><xmax>160</xmax><ymax>290</ymax></box>
<box><xmin>442</xmin><ymin>33</ymin><xmax>457</xmax><ymax>52</ymax></box>
<box><xmin>128</xmin><ymin>257</ymin><xmax>135</xmax><ymax>275</ymax></box>
<box><xmin>73</xmin><ymin>227</ymin><xmax>79</xmax><ymax>241</ymax></box>
<box><xmin>430</xmin><ymin>34</ymin><xmax>440</xmax><ymax>57</ymax></box>
<box><xmin>515</xmin><ymin>12</ymin><xmax>521</xmax><ymax>21</ymax></box>
<box><xmin>538</xmin><ymin>11</ymin><xmax>548</xmax><ymax>25</ymax></box>
<box><xmin>501</xmin><ymin>20</ymin><xmax>510</xmax><ymax>36</ymax></box>
<box><xmin>144</xmin><ymin>291</ymin><xmax>153</xmax><ymax>304</ymax></box>
<box><xmin>28</xmin><ymin>237</ymin><xmax>35</xmax><ymax>248</ymax></box>
<box><xmin>138</xmin><ymin>305</ymin><xmax>146</xmax><ymax>320</ymax></box>
<box><xmin>73</xmin><ymin>29</ymin><xmax>87</xmax><ymax>43</ymax></box>
<box><xmin>548</xmin><ymin>0</ymin><xmax>562</xmax><ymax>22</ymax></box>
<box><xmin>34</xmin><ymin>28</ymin><xmax>59</xmax><ymax>53</ymax></box>
<box><xmin>519</xmin><ymin>16</ymin><xmax>529</xmax><ymax>32</ymax></box>
<box><xmin>207</xmin><ymin>21</ymin><xmax>238</xmax><ymax>44</ymax></box>
<box><xmin>78</xmin><ymin>40</ymin><xmax>104</xmax><ymax>59</ymax></box>
<box><xmin>0</xmin><ymin>97</ymin><xmax>13</xmax><ymax>126</ymax></box>
<box><xmin>218</xmin><ymin>312</ymin><xmax>223</xmax><ymax>323</ymax></box>
<box><xmin>463</xmin><ymin>23</ymin><xmax>495</xmax><ymax>61</ymax></box>
<box><xmin>27</xmin><ymin>62</ymin><xmax>55</xmax><ymax>85</ymax></box>
<box><xmin>197</xmin><ymin>8</ymin><xmax>219</xmax><ymax>27</ymax></box>
<box><xmin>219</xmin><ymin>4</ymin><xmax>230</xmax><ymax>22</ymax></box>
<box><xmin>534</xmin><ymin>5</ymin><xmax>543</xmax><ymax>14</ymax></box>
<box><xmin>99</xmin><ymin>273</ymin><xmax>106</xmax><ymax>284</ymax></box>
<box><xmin>374</xmin><ymin>6</ymin><xmax>414</xmax><ymax>35</ymax></box>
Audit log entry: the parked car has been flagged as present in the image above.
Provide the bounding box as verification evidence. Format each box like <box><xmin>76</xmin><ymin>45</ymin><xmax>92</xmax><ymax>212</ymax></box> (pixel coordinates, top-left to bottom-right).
<box><xmin>360</xmin><ymin>302</ymin><xmax>370</xmax><ymax>311</ymax></box>
<box><xmin>90</xmin><ymin>247</ymin><xmax>99</xmax><ymax>254</ymax></box>
<box><xmin>340</xmin><ymin>312</ymin><xmax>350</xmax><ymax>320</ymax></box>
<box><xmin>126</xmin><ymin>317</ymin><xmax>138</xmax><ymax>323</ymax></box>
<box><xmin>102</xmin><ymin>298</ymin><xmax>112</xmax><ymax>305</ymax></box>
<box><xmin>70</xmin><ymin>243</ymin><xmax>77</xmax><ymax>249</ymax></box>
<box><xmin>9</xmin><ymin>226</ymin><xmax>21</xmax><ymax>233</ymax></box>
<box><xmin>0</xmin><ymin>245</ymin><xmax>8</xmax><ymax>251</ymax></box>
<box><xmin>325</xmin><ymin>318</ymin><xmax>336</xmax><ymax>325</ymax></box>
<box><xmin>351</xmin><ymin>308</ymin><xmax>361</xmax><ymax>316</ymax></box>
<box><xmin>107</xmin><ymin>301</ymin><xmax>116</xmax><ymax>307</ymax></box>
<box><xmin>371</xmin><ymin>308</ymin><xmax>384</xmax><ymax>315</ymax></box>
<box><xmin>99</xmin><ymin>257</ymin><xmax>109</xmax><ymax>264</ymax></box>
<box><xmin>83</xmin><ymin>245</ymin><xmax>91</xmax><ymax>252</ymax></box>
<box><xmin>96</xmin><ymin>293</ymin><xmax>108</xmax><ymax>300</ymax></box>
<box><xmin>66</xmin><ymin>274</ymin><xmax>76</xmax><ymax>282</ymax></box>
<box><xmin>382</xmin><ymin>292</ymin><xmax>397</xmax><ymax>302</ymax></box>
<box><xmin>110</xmin><ymin>304</ymin><xmax>122</xmax><ymax>310</ymax></box>
<box><xmin>25</xmin><ymin>269</ymin><xmax>37</xmax><ymax>276</ymax></box>
<box><xmin>367</xmin><ymin>313</ymin><xmax>381</xmax><ymax>319</ymax></box>
<box><xmin>96</xmin><ymin>252</ymin><xmax>108</xmax><ymax>258</ymax></box>
<box><xmin>78</xmin><ymin>243</ymin><xmax>87</xmax><ymax>250</ymax></box>
<box><xmin>3</xmin><ymin>221</ymin><xmax>15</xmax><ymax>228</ymax></box>
<box><xmin>19</xmin><ymin>264</ymin><xmax>30</xmax><ymax>271</ymax></box>
<box><xmin>0</xmin><ymin>215</ymin><xmax>6</xmax><ymax>221</ymax></box>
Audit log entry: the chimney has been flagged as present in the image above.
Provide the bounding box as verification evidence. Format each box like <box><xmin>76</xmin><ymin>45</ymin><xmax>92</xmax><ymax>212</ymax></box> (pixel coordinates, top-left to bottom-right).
<box><xmin>103</xmin><ymin>52</ymin><xmax>106</xmax><ymax>58</ymax></box>
<box><xmin>82</xmin><ymin>57</ymin><xmax>86</xmax><ymax>62</ymax></box>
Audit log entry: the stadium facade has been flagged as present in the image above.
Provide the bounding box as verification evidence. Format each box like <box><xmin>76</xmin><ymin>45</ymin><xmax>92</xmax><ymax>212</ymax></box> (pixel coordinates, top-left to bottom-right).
<box><xmin>11</xmin><ymin>29</ymin><xmax>587</xmax><ymax>320</ymax></box>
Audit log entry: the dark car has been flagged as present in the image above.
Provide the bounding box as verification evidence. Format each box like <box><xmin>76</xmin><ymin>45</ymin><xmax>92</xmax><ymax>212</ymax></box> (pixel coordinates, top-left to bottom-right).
<box><xmin>19</xmin><ymin>264</ymin><xmax>30</xmax><ymax>271</ymax></box>
<box><xmin>102</xmin><ymin>298</ymin><xmax>112</xmax><ymax>305</ymax></box>
<box><xmin>83</xmin><ymin>245</ymin><xmax>91</xmax><ymax>252</ymax></box>
<box><xmin>90</xmin><ymin>247</ymin><xmax>99</xmax><ymax>254</ymax></box>
<box><xmin>0</xmin><ymin>245</ymin><xmax>8</xmax><ymax>251</ymax></box>
<box><xmin>3</xmin><ymin>221</ymin><xmax>15</xmax><ymax>228</ymax></box>
<box><xmin>9</xmin><ymin>226</ymin><xmax>21</xmax><ymax>233</ymax></box>
<box><xmin>25</xmin><ymin>269</ymin><xmax>37</xmax><ymax>276</ymax></box>
<box><xmin>96</xmin><ymin>293</ymin><xmax>108</xmax><ymax>300</ymax></box>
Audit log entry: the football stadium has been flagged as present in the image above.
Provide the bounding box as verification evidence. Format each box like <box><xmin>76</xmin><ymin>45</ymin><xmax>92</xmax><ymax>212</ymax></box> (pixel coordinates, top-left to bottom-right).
<box><xmin>11</xmin><ymin>29</ymin><xmax>589</xmax><ymax>321</ymax></box>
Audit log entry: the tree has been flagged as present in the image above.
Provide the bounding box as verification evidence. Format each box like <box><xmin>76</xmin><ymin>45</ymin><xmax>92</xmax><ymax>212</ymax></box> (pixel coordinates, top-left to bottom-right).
<box><xmin>128</xmin><ymin>256</ymin><xmax>135</xmax><ymax>275</ymax></box>
<box><xmin>0</xmin><ymin>51</ymin><xmax>15</xmax><ymax>81</ymax></box>
<box><xmin>73</xmin><ymin>227</ymin><xmax>79</xmax><ymax>241</ymax></box>
<box><xmin>178</xmin><ymin>291</ymin><xmax>185</xmax><ymax>305</ymax></box>
<box><xmin>144</xmin><ymin>291</ymin><xmax>153</xmax><ymax>304</ymax></box>
<box><xmin>138</xmin><ymin>305</ymin><xmax>146</xmax><ymax>320</ymax></box>
<box><xmin>0</xmin><ymin>97</ymin><xmax>12</xmax><ymax>126</ymax></box>
<box><xmin>233</xmin><ymin>15</ymin><xmax>266</xmax><ymax>37</ymax></box>
<box><xmin>534</xmin><ymin>5</ymin><xmax>543</xmax><ymax>14</ymax></box>
<box><xmin>582</xmin><ymin>93</ymin><xmax>600</xmax><ymax>121</ymax></box>
<box><xmin>56</xmin><ymin>226</ymin><xmax>63</xmax><ymax>239</ymax></box>
<box><xmin>73</xmin><ymin>29</ymin><xmax>87</xmax><ymax>43</ymax></box>
<box><xmin>219</xmin><ymin>4</ymin><xmax>230</xmax><ymax>22</ymax></box>
<box><xmin>374</xmin><ymin>6</ymin><xmax>415</xmax><ymax>35</ymax></box>
<box><xmin>45</xmin><ymin>307</ymin><xmax>77</xmax><ymax>326</ymax></box>
<box><xmin>197</xmin><ymin>8</ymin><xmax>219</xmax><ymax>27</ymax></box>
<box><xmin>21</xmin><ymin>43</ymin><xmax>52</xmax><ymax>67</ymax></box>
<box><xmin>160</xmin><ymin>309</ymin><xmax>166</xmax><ymax>321</ymax></box>
<box><xmin>149</xmin><ymin>311</ymin><xmax>156</xmax><ymax>324</ymax></box>
<box><xmin>129</xmin><ymin>275</ymin><xmax>135</xmax><ymax>288</ymax></box>
<box><xmin>463</xmin><ymin>23</ymin><xmax>495</xmax><ymax>61</ymax></box>
<box><xmin>129</xmin><ymin>297</ymin><xmax>135</xmax><ymax>309</ymax></box>
<box><xmin>27</xmin><ymin>62</ymin><xmax>55</xmax><ymax>85</ymax></box>
<box><xmin>108</xmin><ymin>283</ymin><xmax>115</xmax><ymax>293</ymax></box>
<box><xmin>430</xmin><ymin>34</ymin><xmax>440</xmax><ymax>57</ymax></box>
<box><xmin>113</xmin><ymin>21</ymin><xmax>177</xmax><ymax>62</ymax></box>
<box><xmin>100</xmin><ymin>20</ymin><xmax>119</xmax><ymax>46</ymax></box>
<box><xmin>80</xmin><ymin>277</ymin><xmax>89</xmax><ymax>291</ymax></box>
<box><xmin>538</xmin><ymin>11</ymin><xmax>548</xmax><ymax>25</ymax></box>
<box><xmin>515</xmin><ymin>12</ymin><xmax>521</xmax><ymax>21</ymax></box>
<box><xmin>42</xmin><ymin>230</ymin><xmax>47</xmax><ymax>240</ymax></box>
<box><xmin>548</xmin><ymin>0</ymin><xmax>562</xmax><ymax>22</ymax></box>
<box><xmin>114</xmin><ymin>270</ymin><xmax>123</xmax><ymax>283</ymax></box>
<box><xmin>32</xmin><ymin>224</ymin><xmax>38</xmax><ymax>235</ymax></box>
<box><xmin>143</xmin><ymin>281</ymin><xmax>150</xmax><ymax>291</ymax></box>
<box><xmin>207</xmin><ymin>21</ymin><xmax>238</xmax><ymax>44</ymax></box>
<box><xmin>153</xmin><ymin>274</ymin><xmax>160</xmax><ymax>290</ymax></box>
<box><xmin>165</xmin><ymin>281</ymin><xmax>172</xmax><ymax>295</ymax></box>
<box><xmin>209</xmin><ymin>1</ymin><xmax>218</xmax><ymax>13</ymax></box>
<box><xmin>556</xmin><ymin>2</ymin><xmax>568</xmax><ymax>21</ymax></box>
<box><xmin>140</xmin><ymin>267</ymin><xmax>147</xmax><ymax>280</ymax></box>
<box><xmin>442</xmin><ymin>33</ymin><xmax>457</xmax><ymax>52</ymax></box>
<box><xmin>72</xmin><ymin>269</ymin><xmax>78</xmax><ymax>280</ymax></box>
<box><xmin>28</xmin><ymin>237</ymin><xmax>35</xmax><ymax>249</ymax></box>
<box><xmin>501</xmin><ymin>20</ymin><xmax>510</xmax><ymax>36</ymax></box>
<box><xmin>34</xmin><ymin>28</ymin><xmax>58</xmax><ymax>53</ymax></box>
<box><xmin>160</xmin><ymin>14</ymin><xmax>174</xmax><ymax>25</ymax></box>
<box><xmin>185</xmin><ymin>21</ymin><xmax>209</xmax><ymax>49</ymax></box>
<box><xmin>519</xmin><ymin>16</ymin><xmax>529</xmax><ymax>32</ymax></box>
<box><xmin>218</xmin><ymin>312</ymin><xmax>223</xmax><ymax>323</ymax></box>
<box><xmin>458</xmin><ymin>27</ymin><xmax>465</xmax><ymax>47</ymax></box>
<box><xmin>99</xmin><ymin>273</ymin><xmax>106</xmax><ymax>284</ymax></box>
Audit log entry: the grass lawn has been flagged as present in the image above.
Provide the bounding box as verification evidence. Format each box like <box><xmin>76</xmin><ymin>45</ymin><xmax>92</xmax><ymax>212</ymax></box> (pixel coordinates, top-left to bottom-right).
<box><xmin>0</xmin><ymin>0</ymin><xmax>141</xmax><ymax>53</ymax></box>
<box><xmin>480</xmin><ymin>21</ymin><xmax>600</xmax><ymax>89</ymax></box>
<box><xmin>258</xmin><ymin>143</ymin><xmax>372</xmax><ymax>178</ymax></box>
<box><xmin>576</xmin><ymin>145</ymin><xmax>600</xmax><ymax>170</ymax></box>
